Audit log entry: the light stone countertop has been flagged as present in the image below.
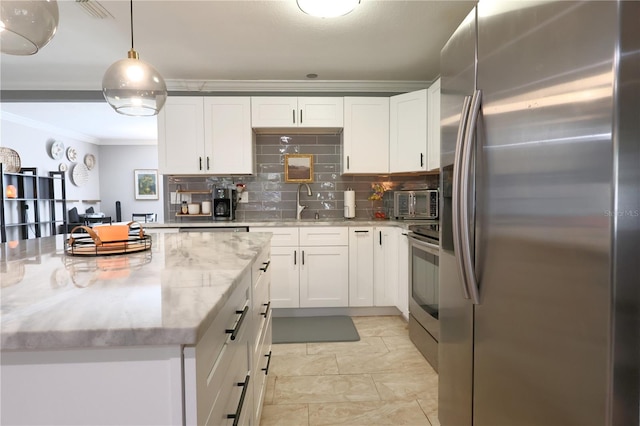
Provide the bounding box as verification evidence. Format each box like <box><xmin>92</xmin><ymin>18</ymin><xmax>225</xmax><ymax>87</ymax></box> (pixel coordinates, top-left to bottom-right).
<box><xmin>147</xmin><ymin>218</ymin><xmax>421</xmax><ymax>229</ymax></box>
<box><xmin>0</xmin><ymin>231</ymin><xmax>271</xmax><ymax>352</ymax></box>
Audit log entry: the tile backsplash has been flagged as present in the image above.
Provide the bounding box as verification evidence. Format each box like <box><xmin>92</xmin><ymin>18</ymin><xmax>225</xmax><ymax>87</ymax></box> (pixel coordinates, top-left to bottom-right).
<box><xmin>164</xmin><ymin>134</ymin><xmax>438</xmax><ymax>222</ymax></box>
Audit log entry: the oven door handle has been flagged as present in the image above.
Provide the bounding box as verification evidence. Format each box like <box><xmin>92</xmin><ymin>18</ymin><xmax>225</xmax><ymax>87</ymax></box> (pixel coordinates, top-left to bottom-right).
<box><xmin>407</xmin><ymin>234</ymin><xmax>440</xmax><ymax>256</ymax></box>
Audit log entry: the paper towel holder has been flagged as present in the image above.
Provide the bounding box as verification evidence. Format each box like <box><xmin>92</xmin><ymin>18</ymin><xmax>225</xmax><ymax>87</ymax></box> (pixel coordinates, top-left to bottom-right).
<box><xmin>344</xmin><ymin>187</ymin><xmax>356</xmax><ymax>219</ymax></box>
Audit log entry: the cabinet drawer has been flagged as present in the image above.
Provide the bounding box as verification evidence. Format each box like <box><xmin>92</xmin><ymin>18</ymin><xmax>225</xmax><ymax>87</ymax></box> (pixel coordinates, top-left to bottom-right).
<box><xmin>250</xmin><ymin>227</ymin><xmax>299</xmax><ymax>246</ymax></box>
<box><xmin>205</xmin><ymin>348</ymin><xmax>250</xmax><ymax>426</ymax></box>
<box><xmin>195</xmin><ymin>273</ymin><xmax>250</xmax><ymax>396</ymax></box>
<box><xmin>299</xmin><ymin>227</ymin><xmax>348</xmax><ymax>246</ymax></box>
<box><xmin>251</xmin><ymin>246</ymin><xmax>271</xmax><ymax>285</ymax></box>
<box><xmin>252</xmin><ymin>311</ymin><xmax>272</xmax><ymax>423</ymax></box>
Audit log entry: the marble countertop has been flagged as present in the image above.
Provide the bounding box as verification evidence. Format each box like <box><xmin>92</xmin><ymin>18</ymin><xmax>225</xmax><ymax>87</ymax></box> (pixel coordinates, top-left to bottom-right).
<box><xmin>0</xmin><ymin>232</ymin><xmax>271</xmax><ymax>352</ymax></box>
<box><xmin>148</xmin><ymin>218</ymin><xmax>422</xmax><ymax>229</ymax></box>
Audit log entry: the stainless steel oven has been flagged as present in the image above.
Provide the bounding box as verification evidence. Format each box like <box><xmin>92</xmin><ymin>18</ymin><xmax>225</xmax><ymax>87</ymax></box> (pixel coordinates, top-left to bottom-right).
<box><xmin>407</xmin><ymin>223</ymin><xmax>440</xmax><ymax>371</ymax></box>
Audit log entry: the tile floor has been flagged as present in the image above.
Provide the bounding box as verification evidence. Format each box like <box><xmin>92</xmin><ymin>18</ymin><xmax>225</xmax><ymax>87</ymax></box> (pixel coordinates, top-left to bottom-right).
<box><xmin>260</xmin><ymin>315</ymin><xmax>440</xmax><ymax>426</ymax></box>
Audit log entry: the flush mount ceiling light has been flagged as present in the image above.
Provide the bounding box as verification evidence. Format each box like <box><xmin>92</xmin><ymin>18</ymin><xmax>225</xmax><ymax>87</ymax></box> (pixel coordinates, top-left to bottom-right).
<box><xmin>102</xmin><ymin>0</ymin><xmax>166</xmax><ymax>116</ymax></box>
<box><xmin>297</xmin><ymin>0</ymin><xmax>360</xmax><ymax>18</ymax></box>
<box><xmin>0</xmin><ymin>0</ymin><xmax>59</xmax><ymax>55</ymax></box>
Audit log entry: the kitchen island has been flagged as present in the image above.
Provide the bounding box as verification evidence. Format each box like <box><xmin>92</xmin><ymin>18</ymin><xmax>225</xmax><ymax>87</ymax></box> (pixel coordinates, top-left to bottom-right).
<box><xmin>1</xmin><ymin>231</ymin><xmax>272</xmax><ymax>426</ymax></box>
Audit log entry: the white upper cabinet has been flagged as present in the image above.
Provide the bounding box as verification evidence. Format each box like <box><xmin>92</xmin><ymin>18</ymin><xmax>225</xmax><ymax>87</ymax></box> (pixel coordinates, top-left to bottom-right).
<box><xmin>158</xmin><ymin>96</ymin><xmax>253</xmax><ymax>175</ymax></box>
<box><xmin>251</xmin><ymin>97</ymin><xmax>343</xmax><ymax>128</ymax></box>
<box><xmin>342</xmin><ymin>97</ymin><xmax>390</xmax><ymax>174</ymax></box>
<box><xmin>427</xmin><ymin>78</ymin><xmax>441</xmax><ymax>171</ymax></box>
<box><xmin>389</xmin><ymin>89</ymin><xmax>428</xmax><ymax>173</ymax></box>
<box><xmin>204</xmin><ymin>97</ymin><xmax>254</xmax><ymax>175</ymax></box>
<box><xmin>158</xmin><ymin>97</ymin><xmax>206</xmax><ymax>175</ymax></box>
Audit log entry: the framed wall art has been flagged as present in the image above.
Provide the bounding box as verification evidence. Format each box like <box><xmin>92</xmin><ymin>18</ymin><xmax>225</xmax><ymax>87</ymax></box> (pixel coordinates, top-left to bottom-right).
<box><xmin>284</xmin><ymin>154</ymin><xmax>314</xmax><ymax>183</ymax></box>
<box><xmin>134</xmin><ymin>169</ymin><xmax>159</xmax><ymax>200</ymax></box>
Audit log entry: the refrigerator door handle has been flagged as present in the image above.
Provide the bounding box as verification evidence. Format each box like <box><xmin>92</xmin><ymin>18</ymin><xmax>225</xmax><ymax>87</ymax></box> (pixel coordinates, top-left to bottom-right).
<box><xmin>460</xmin><ymin>89</ymin><xmax>482</xmax><ymax>305</ymax></box>
<box><xmin>452</xmin><ymin>95</ymin><xmax>473</xmax><ymax>300</ymax></box>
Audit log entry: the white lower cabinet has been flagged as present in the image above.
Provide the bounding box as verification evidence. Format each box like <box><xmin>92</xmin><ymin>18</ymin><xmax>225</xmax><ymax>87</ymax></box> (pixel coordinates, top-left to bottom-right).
<box><xmin>250</xmin><ymin>227</ymin><xmax>300</xmax><ymax>308</ymax></box>
<box><xmin>349</xmin><ymin>227</ymin><xmax>374</xmax><ymax>306</ymax></box>
<box><xmin>397</xmin><ymin>229</ymin><xmax>410</xmax><ymax>320</ymax></box>
<box><xmin>250</xmin><ymin>227</ymin><xmax>349</xmax><ymax>308</ymax></box>
<box><xmin>185</xmin><ymin>246</ymin><xmax>271</xmax><ymax>426</ymax></box>
<box><xmin>349</xmin><ymin>226</ymin><xmax>400</xmax><ymax>308</ymax></box>
<box><xmin>299</xmin><ymin>245</ymin><xmax>349</xmax><ymax>307</ymax></box>
<box><xmin>374</xmin><ymin>226</ymin><xmax>399</xmax><ymax>307</ymax></box>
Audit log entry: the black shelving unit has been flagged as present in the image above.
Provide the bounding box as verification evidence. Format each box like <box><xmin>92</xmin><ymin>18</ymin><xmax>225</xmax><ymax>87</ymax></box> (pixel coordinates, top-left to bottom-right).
<box><xmin>1</xmin><ymin>165</ymin><xmax>67</xmax><ymax>243</ymax></box>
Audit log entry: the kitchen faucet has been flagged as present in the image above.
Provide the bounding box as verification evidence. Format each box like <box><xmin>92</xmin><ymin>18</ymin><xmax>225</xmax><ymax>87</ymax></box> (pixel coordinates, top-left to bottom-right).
<box><xmin>296</xmin><ymin>183</ymin><xmax>312</xmax><ymax>220</ymax></box>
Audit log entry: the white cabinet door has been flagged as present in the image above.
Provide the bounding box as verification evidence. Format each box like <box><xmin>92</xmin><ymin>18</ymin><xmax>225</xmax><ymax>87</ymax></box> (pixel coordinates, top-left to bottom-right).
<box><xmin>204</xmin><ymin>97</ymin><xmax>254</xmax><ymax>175</ymax></box>
<box><xmin>158</xmin><ymin>97</ymin><xmax>205</xmax><ymax>175</ymax></box>
<box><xmin>251</xmin><ymin>97</ymin><xmax>298</xmax><ymax>127</ymax></box>
<box><xmin>265</xmin><ymin>246</ymin><xmax>299</xmax><ymax>308</ymax></box>
<box><xmin>343</xmin><ymin>97</ymin><xmax>390</xmax><ymax>174</ymax></box>
<box><xmin>374</xmin><ymin>227</ymin><xmax>399</xmax><ymax>307</ymax></box>
<box><xmin>396</xmin><ymin>229</ymin><xmax>410</xmax><ymax>320</ymax></box>
<box><xmin>427</xmin><ymin>78</ymin><xmax>441</xmax><ymax>171</ymax></box>
<box><xmin>298</xmin><ymin>97</ymin><xmax>343</xmax><ymax>127</ymax></box>
<box><xmin>299</xmin><ymin>245</ymin><xmax>349</xmax><ymax>307</ymax></box>
<box><xmin>348</xmin><ymin>227</ymin><xmax>374</xmax><ymax>306</ymax></box>
<box><xmin>251</xmin><ymin>97</ymin><xmax>343</xmax><ymax>128</ymax></box>
<box><xmin>389</xmin><ymin>89</ymin><xmax>428</xmax><ymax>173</ymax></box>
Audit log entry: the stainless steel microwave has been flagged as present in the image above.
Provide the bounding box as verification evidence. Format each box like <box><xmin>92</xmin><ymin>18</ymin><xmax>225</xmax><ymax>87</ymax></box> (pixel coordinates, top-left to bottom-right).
<box><xmin>394</xmin><ymin>190</ymin><xmax>439</xmax><ymax>220</ymax></box>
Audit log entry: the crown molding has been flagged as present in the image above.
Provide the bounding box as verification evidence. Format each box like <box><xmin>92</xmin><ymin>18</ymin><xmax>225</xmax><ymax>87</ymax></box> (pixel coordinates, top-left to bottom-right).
<box><xmin>165</xmin><ymin>79</ymin><xmax>431</xmax><ymax>94</ymax></box>
<box><xmin>1</xmin><ymin>111</ymin><xmax>99</xmax><ymax>145</ymax></box>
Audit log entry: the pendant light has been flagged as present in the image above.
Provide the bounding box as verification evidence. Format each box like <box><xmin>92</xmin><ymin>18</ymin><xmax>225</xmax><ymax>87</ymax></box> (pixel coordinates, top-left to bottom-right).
<box><xmin>297</xmin><ymin>0</ymin><xmax>360</xmax><ymax>18</ymax></box>
<box><xmin>0</xmin><ymin>0</ymin><xmax>59</xmax><ymax>55</ymax></box>
<box><xmin>102</xmin><ymin>0</ymin><xmax>166</xmax><ymax>116</ymax></box>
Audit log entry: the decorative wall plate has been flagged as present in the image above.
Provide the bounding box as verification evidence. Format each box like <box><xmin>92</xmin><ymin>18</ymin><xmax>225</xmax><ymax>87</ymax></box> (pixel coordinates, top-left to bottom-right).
<box><xmin>71</xmin><ymin>163</ymin><xmax>89</xmax><ymax>186</ymax></box>
<box><xmin>59</xmin><ymin>163</ymin><xmax>68</xmax><ymax>172</ymax></box>
<box><xmin>49</xmin><ymin>140</ymin><xmax>64</xmax><ymax>160</ymax></box>
<box><xmin>84</xmin><ymin>153</ymin><xmax>96</xmax><ymax>170</ymax></box>
<box><xmin>66</xmin><ymin>147</ymin><xmax>77</xmax><ymax>162</ymax></box>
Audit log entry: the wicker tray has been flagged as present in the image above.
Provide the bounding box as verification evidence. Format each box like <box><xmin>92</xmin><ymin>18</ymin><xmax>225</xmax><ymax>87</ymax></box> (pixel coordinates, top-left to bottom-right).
<box><xmin>65</xmin><ymin>223</ymin><xmax>152</xmax><ymax>256</ymax></box>
<box><xmin>0</xmin><ymin>147</ymin><xmax>21</xmax><ymax>173</ymax></box>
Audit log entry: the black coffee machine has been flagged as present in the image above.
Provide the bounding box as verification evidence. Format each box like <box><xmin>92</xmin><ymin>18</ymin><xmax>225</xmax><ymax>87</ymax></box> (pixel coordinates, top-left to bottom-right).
<box><xmin>213</xmin><ymin>187</ymin><xmax>237</xmax><ymax>221</ymax></box>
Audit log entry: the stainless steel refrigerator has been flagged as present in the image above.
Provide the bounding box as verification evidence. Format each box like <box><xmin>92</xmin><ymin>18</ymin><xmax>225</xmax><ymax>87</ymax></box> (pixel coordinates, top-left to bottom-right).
<box><xmin>439</xmin><ymin>1</ymin><xmax>639</xmax><ymax>425</ymax></box>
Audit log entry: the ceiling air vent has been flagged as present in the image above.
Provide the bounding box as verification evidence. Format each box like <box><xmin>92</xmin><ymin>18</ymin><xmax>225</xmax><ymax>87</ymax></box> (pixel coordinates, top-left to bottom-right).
<box><xmin>75</xmin><ymin>0</ymin><xmax>114</xmax><ymax>19</ymax></box>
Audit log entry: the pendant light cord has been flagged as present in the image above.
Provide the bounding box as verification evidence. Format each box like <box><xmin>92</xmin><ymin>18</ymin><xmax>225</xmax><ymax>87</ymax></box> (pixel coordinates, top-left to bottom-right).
<box><xmin>129</xmin><ymin>0</ymin><xmax>134</xmax><ymax>50</ymax></box>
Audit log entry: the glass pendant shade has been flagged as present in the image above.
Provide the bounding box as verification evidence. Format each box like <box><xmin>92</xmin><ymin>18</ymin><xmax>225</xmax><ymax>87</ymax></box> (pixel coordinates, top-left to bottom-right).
<box><xmin>297</xmin><ymin>0</ymin><xmax>360</xmax><ymax>17</ymax></box>
<box><xmin>102</xmin><ymin>49</ymin><xmax>167</xmax><ymax>116</ymax></box>
<box><xmin>0</xmin><ymin>0</ymin><xmax>59</xmax><ymax>55</ymax></box>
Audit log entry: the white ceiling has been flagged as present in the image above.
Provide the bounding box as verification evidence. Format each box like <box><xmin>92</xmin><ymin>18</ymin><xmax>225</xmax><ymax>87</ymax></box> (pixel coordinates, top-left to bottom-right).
<box><xmin>0</xmin><ymin>0</ymin><xmax>476</xmax><ymax>143</ymax></box>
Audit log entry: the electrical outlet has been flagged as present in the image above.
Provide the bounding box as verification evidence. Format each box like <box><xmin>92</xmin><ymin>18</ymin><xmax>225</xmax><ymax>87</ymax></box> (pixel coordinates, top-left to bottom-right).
<box><xmin>238</xmin><ymin>192</ymin><xmax>249</xmax><ymax>203</ymax></box>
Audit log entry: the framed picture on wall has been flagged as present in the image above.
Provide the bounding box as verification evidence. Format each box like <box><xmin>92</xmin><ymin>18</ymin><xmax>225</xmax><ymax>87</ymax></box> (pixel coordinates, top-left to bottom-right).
<box><xmin>284</xmin><ymin>154</ymin><xmax>314</xmax><ymax>183</ymax></box>
<box><xmin>134</xmin><ymin>169</ymin><xmax>159</xmax><ymax>200</ymax></box>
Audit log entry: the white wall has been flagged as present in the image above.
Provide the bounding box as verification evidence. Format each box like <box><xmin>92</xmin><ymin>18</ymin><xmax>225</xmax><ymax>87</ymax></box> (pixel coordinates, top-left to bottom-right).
<box><xmin>1</xmin><ymin>114</ymin><xmax>163</xmax><ymax>225</ymax></box>
<box><xmin>1</xmin><ymin>116</ymin><xmax>101</xmax><ymax>214</ymax></box>
<box><xmin>98</xmin><ymin>145</ymin><xmax>164</xmax><ymax>223</ymax></box>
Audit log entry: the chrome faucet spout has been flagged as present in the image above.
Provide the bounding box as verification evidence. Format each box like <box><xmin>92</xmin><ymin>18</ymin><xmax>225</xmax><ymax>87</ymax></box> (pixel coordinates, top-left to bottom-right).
<box><xmin>296</xmin><ymin>183</ymin><xmax>313</xmax><ymax>220</ymax></box>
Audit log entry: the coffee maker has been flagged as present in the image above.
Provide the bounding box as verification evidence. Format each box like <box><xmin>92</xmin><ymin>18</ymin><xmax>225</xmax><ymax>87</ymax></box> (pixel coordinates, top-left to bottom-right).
<box><xmin>213</xmin><ymin>187</ymin><xmax>237</xmax><ymax>221</ymax></box>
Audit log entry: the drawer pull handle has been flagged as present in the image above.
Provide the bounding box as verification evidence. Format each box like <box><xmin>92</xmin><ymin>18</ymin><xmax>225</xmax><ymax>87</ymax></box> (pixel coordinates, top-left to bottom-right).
<box><xmin>259</xmin><ymin>260</ymin><xmax>271</xmax><ymax>272</ymax></box>
<box><xmin>225</xmin><ymin>306</ymin><xmax>248</xmax><ymax>341</ymax></box>
<box><xmin>354</xmin><ymin>230</ymin><xmax>369</xmax><ymax>233</ymax></box>
<box><xmin>262</xmin><ymin>350</ymin><xmax>272</xmax><ymax>375</ymax></box>
<box><xmin>261</xmin><ymin>301</ymin><xmax>271</xmax><ymax>317</ymax></box>
<box><xmin>226</xmin><ymin>374</ymin><xmax>250</xmax><ymax>426</ymax></box>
